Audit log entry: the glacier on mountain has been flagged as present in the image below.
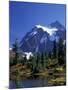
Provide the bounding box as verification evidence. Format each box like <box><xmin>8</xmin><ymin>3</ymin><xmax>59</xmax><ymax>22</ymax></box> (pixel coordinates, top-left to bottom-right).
<box><xmin>35</xmin><ymin>24</ymin><xmax>58</xmax><ymax>36</ymax></box>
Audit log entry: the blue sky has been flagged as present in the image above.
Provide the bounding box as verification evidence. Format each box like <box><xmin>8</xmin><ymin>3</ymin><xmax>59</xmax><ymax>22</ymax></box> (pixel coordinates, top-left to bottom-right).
<box><xmin>9</xmin><ymin>1</ymin><xmax>66</xmax><ymax>47</ymax></box>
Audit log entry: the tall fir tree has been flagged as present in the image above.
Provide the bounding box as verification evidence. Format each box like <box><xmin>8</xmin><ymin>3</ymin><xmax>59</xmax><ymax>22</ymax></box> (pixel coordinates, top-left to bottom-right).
<box><xmin>12</xmin><ymin>39</ymin><xmax>19</xmax><ymax>65</ymax></box>
<box><xmin>53</xmin><ymin>40</ymin><xmax>57</xmax><ymax>59</ymax></box>
<box><xmin>44</xmin><ymin>53</ymin><xmax>49</xmax><ymax>67</ymax></box>
<box><xmin>41</xmin><ymin>53</ymin><xmax>44</xmax><ymax>69</ymax></box>
<box><xmin>58</xmin><ymin>38</ymin><xmax>64</xmax><ymax>65</ymax></box>
<box><xmin>23</xmin><ymin>54</ymin><xmax>27</xmax><ymax>65</ymax></box>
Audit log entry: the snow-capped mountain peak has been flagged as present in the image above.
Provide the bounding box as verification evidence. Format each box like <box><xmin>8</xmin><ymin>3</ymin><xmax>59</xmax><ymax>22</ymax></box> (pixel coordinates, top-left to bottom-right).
<box><xmin>20</xmin><ymin>21</ymin><xmax>66</xmax><ymax>54</ymax></box>
<box><xmin>35</xmin><ymin>24</ymin><xmax>58</xmax><ymax>36</ymax></box>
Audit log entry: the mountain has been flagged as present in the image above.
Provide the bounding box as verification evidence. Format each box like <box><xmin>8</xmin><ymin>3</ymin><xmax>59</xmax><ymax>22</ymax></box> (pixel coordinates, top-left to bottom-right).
<box><xmin>20</xmin><ymin>21</ymin><xmax>66</xmax><ymax>54</ymax></box>
<box><xmin>49</xmin><ymin>21</ymin><xmax>66</xmax><ymax>40</ymax></box>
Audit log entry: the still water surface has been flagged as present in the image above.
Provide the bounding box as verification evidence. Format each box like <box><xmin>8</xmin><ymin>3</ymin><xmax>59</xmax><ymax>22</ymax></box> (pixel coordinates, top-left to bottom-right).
<box><xmin>9</xmin><ymin>78</ymin><xmax>48</xmax><ymax>89</ymax></box>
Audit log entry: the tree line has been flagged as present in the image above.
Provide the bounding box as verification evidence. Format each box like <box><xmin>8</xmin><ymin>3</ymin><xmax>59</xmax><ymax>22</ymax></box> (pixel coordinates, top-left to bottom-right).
<box><xmin>10</xmin><ymin>38</ymin><xmax>66</xmax><ymax>73</ymax></box>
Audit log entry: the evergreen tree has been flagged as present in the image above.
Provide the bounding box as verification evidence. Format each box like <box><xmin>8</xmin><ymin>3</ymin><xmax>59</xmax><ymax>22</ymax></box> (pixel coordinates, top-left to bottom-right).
<box><xmin>23</xmin><ymin>54</ymin><xmax>27</xmax><ymax>65</ymax></box>
<box><xmin>28</xmin><ymin>55</ymin><xmax>34</xmax><ymax>71</ymax></box>
<box><xmin>45</xmin><ymin>53</ymin><xmax>49</xmax><ymax>67</ymax></box>
<box><xmin>41</xmin><ymin>53</ymin><xmax>44</xmax><ymax>69</ymax></box>
<box><xmin>63</xmin><ymin>41</ymin><xmax>66</xmax><ymax>65</ymax></box>
<box><xmin>58</xmin><ymin>38</ymin><xmax>64</xmax><ymax>65</ymax></box>
<box><xmin>48</xmin><ymin>51</ymin><xmax>52</xmax><ymax>59</ymax></box>
<box><xmin>53</xmin><ymin>40</ymin><xmax>57</xmax><ymax>58</ymax></box>
<box><xmin>36</xmin><ymin>54</ymin><xmax>39</xmax><ymax>67</ymax></box>
<box><xmin>33</xmin><ymin>54</ymin><xmax>39</xmax><ymax>73</ymax></box>
<box><xmin>12</xmin><ymin>39</ymin><xmax>19</xmax><ymax>65</ymax></box>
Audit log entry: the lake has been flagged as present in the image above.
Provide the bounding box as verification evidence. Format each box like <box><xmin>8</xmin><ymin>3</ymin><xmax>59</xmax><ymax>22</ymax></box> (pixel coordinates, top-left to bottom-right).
<box><xmin>9</xmin><ymin>78</ymin><xmax>48</xmax><ymax>89</ymax></box>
